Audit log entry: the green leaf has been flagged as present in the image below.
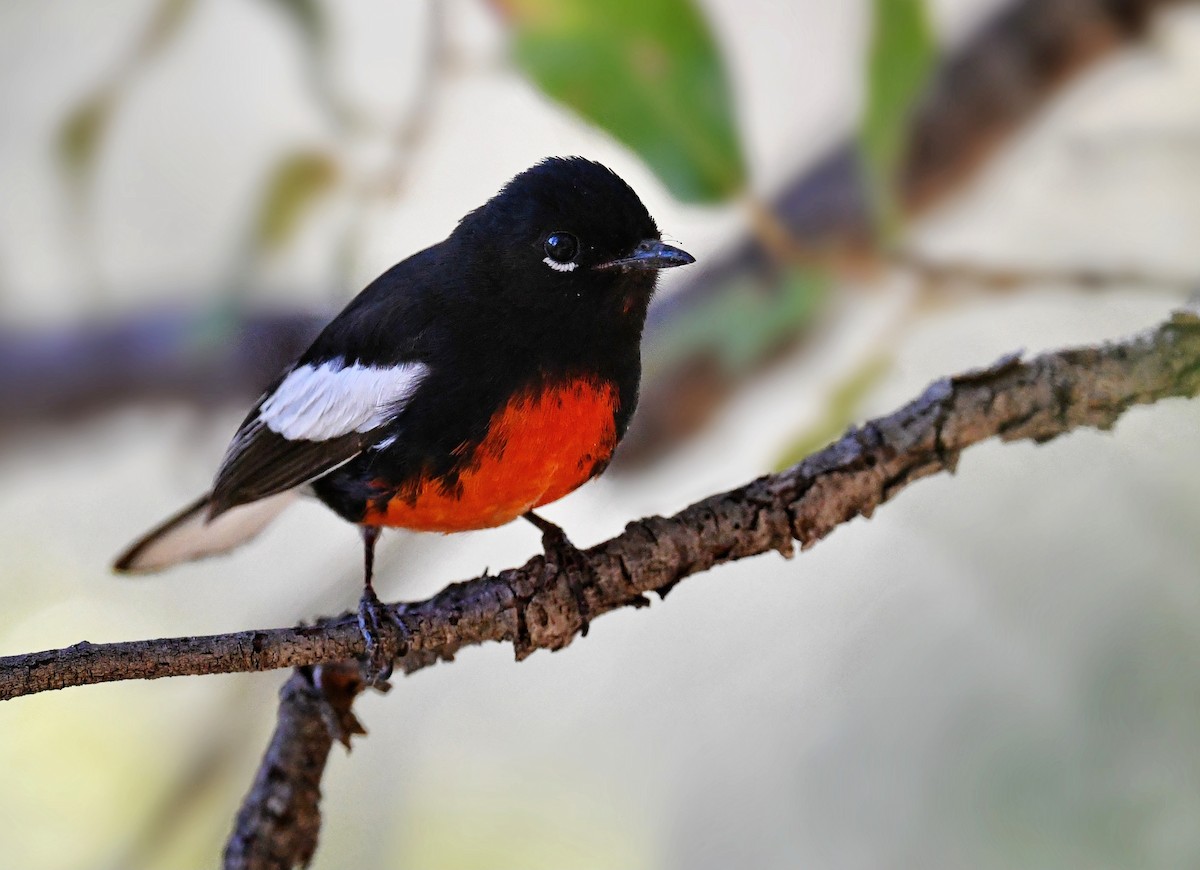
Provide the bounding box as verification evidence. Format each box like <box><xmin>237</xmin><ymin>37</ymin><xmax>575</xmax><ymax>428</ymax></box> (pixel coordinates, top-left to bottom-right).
<box><xmin>56</xmin><ymin>0</ymin><xmax>195</xmax><ymax>194</ymax></box>
<box><xmin>860</xmin><ymin>0</ymin><xmax>936</xmax><ymax>233</ymax></box>
<box><xmin>260</xmin><ymin>0</ymin><xmax>324</xmax><ymax>48</ymax></box>
<box><xmin>253</xmin><ymin>151</ymin><xmax>340</xmax><ymax>252</ymax></box>
<box><xmin>57</xmin><ymin>90</ymin><xmax>115</xmax><ymax>189</ymax></box>
<box><xmin>494</xmin><ymin>0</ymin><xmax>746</xmax><ymax>203</ymax></box>
<box><xmin>774</xmin><ymin>352</ymin><xmax>893</xmax><ymax>470</ymax></box>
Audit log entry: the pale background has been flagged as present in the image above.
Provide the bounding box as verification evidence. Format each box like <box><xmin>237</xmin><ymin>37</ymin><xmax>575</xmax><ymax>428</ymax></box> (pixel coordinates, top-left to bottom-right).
<box><xmin>2</xmin><ymin>1</ymin><xmax>1199</xmax><ymax>868</ymax></box>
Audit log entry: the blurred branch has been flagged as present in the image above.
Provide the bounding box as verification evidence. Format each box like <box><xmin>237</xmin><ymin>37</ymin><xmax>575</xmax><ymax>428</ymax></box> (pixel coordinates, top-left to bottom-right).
<box><xmin>899</xmin><ymin>0</ymin><xmax>1182</xmax><ymax>215</ymax></box>
<box><xmin>894</xmin><ymin>252</ymin><xmax>1200</xmax><ymax>296</ymax></box>
<box><xmin>223</xmin><ymin>663</ymin><xmax>365</xmax><ymax>870</ymax></box>
<box><xmin>9</xmin><ymin>0</ymin><xmax>1186</xmax><ymax>448</ymax></box>
<box><xmin>616</xmin><ymin>0</ymin><xmax>1193</xmax><ymax>463</ymax></box>
<box><xmin>4</xmin><ymin>303</ymin><xmax>1200</xmax><ymax>702</ymax></box>
<box><xmin>0</xmin><ymin>309</ymin><xmax>326</xmax><ymax>435</ymax></box>
<box><xmin>650</xmin><ymin>0</ymin><xmax>1191</xmax><ymax>296</ymax></box>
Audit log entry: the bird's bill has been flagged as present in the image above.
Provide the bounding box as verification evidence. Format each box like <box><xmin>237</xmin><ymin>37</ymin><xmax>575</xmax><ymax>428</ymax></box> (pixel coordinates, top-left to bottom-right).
<box><xmin>596</xmin><ymin>239</ymin><xmax>695</xmax><ymax>271</ymax></box>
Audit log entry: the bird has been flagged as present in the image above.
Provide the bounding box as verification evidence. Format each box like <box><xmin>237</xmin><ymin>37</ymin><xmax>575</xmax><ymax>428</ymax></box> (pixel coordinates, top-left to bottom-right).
<box><xmin>113</xmin><ymin>156</ymin><xmax>695</xmax><ymax>678</ymax></box>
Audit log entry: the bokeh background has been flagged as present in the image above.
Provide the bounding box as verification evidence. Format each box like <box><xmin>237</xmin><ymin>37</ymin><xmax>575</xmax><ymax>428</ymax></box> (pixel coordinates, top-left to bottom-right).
<box><xmin>3</xmin><ymin>0</ymin><xmax>1200</xmax><ymax>867</ymax></box>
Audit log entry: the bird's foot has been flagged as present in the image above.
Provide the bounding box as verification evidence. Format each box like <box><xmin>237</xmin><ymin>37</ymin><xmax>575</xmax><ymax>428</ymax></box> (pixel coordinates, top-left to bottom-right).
<box><xmin>538</xmin><ymin>525</ymin><xmax>594</xmax><ymax>636</ymax></box>
<box><xmin>356</xmin><ymin>585</ymin><xmax>405</xmax><ymax>688</ymax></box>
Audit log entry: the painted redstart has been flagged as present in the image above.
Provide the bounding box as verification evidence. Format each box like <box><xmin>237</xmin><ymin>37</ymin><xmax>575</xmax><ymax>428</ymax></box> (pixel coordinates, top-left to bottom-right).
<box><xmin>114</xmin><ymin>157</ymin><xmax>695</xmax><ymax>675</ymax></box>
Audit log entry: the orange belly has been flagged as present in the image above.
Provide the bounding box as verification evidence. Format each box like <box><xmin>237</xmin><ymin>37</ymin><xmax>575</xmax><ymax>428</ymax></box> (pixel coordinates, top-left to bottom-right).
<box><xmin>362</xmin><ymin>378</ymin><xmax>619</xmax><ymax>532</ymax></box>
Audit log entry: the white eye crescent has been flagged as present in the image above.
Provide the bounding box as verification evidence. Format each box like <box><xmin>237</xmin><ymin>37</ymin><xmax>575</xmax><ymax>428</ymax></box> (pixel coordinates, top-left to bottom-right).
<box><xmin>543</xmin><ymin>231</ymin><xmax>580</xmax><ymax>271</ymax></box>
<box><xmin>543</xmin><ymin>257</ymin><xmax>578</xmax><ymax>273</ymax></box>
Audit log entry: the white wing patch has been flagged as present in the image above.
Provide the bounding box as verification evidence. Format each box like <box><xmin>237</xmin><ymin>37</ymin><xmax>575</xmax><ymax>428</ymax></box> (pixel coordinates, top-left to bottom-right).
<box><xmin>259</xmin><ymin>358</ymin><xmax>429</xmax><ymax>441</ymax></box>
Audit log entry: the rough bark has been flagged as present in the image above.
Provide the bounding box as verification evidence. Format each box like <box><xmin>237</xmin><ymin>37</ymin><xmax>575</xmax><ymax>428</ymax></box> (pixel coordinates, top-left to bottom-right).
<box><xmin>3</xmin><ymin>303</ymin><xmax>1198</xmax><ymax>703</ymax></box>
<box><xmin>223</xmin><ymin>664</ymin><xmax>365</xmax><ymax>870</ymax></box>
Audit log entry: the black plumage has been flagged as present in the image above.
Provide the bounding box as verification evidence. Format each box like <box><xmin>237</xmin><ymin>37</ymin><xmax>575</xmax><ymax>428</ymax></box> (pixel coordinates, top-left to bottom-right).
<box><xmin>115</xmin><ymin>156</ymin><xmax>695</xmax><ymax>674</ymax></box>
<box><xmin>212</xmin><ymin>157</ymin><xmax>671</xmax><ymax>522</ymax></box>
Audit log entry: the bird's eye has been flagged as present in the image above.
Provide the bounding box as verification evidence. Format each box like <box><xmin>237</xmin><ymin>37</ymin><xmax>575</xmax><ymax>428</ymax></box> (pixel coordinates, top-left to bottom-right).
<box><xmin>543</xmin><ymin>232</ymin><xmax>579</xmax><ymax>272</ymax></box>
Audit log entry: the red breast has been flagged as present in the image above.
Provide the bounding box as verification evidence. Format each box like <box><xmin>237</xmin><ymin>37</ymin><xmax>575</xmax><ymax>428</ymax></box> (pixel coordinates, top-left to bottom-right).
<box><xmin>362</xmin><ymin>378</ymin><xmax>619</xmax><ymax>532</ymax></box>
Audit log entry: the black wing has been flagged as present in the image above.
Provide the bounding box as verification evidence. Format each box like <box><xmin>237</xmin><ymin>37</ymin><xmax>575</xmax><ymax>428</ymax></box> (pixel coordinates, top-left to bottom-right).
<box><xmin>209</xmin><ymin>415</ymin><xmax>368</xmax><ymax>516</ymax></box>
<box><xmin>207</xmin><ymin>250</ymin><xmax>446</xmax><ymax>517</ymax></box>
<box><xmin>208</xmin><ymin>355</ymin><xmax>430</xmax><ymax>517</ymax></box>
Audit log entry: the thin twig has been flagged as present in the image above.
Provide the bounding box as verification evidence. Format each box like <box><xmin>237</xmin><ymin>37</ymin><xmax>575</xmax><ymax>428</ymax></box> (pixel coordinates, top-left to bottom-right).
<box><xmin>895</xmin><ymin>251</ymin><xmax>1200</xmax><ymax>296</ymax></box>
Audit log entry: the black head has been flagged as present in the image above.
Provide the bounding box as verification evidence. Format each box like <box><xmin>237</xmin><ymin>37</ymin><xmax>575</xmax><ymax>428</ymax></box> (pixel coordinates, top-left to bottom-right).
<box><xmin>454</xmin><ymin>157</ymin><xmax>694</xmax><ymax>325</ymax></box>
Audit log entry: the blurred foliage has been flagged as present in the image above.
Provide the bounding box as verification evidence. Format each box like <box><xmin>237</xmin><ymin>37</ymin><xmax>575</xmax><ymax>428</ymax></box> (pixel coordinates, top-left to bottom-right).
<box><xmin>261</xmin><ymin>0</ymin><xmax>354</xmax><ymax>129</ymax></box>
<box><xmin>134</xmin><ymin>0</ymin><xmax>197</xmax><ymax>56</ymax></box>
<box><xmin>56</xmin><ymin>0</ymin><xmax>346</xmax><ymax>234</ymax></box>
<box><xmin>493</xmin><ymin>0</ymin><xmax>746</xmax><ymax>203</ymax></box>
<box><xmin>650</xmin><ymin>269</ymin><xmax>828</xmax><ymax>376</ymax></box>
<box><xmin>55</xmin><ymin>0</ymin><xmax>196</xmax><ymax>197</ymax></box>
<box><xmin>774</xmin><ymin>352</ymin><xmax>893</xmax><ymax>469</ymax></box>
<box><xmin>57</xmin><ymin>89</ymin><xmax>117</xmax><ymax>191</ymax></box>
<box><xmin>253</xmin><ymin>151</ymin><xmax>341</xmax><ymax>252</ymax></box>
<box><xmin>756</xmin><ymin>0</ymin><xmax>934</xmax><ymax>471</ymax></box>
<box><xmin>861</xmin><ymin>0</ymin><xmax>936</xmax><ymax>234</ymax></box>
<box><xmin>263</xmin><ymin>0</ymin><xmax>323</xmax><ymax>44</ymax></box>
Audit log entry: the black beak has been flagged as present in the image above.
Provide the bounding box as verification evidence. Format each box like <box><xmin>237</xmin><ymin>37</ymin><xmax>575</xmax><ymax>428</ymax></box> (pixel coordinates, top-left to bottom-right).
<box><xmin>596</xmin><ymin>239</ymin><xmax>696</xmax><ymax>271</ymax></box>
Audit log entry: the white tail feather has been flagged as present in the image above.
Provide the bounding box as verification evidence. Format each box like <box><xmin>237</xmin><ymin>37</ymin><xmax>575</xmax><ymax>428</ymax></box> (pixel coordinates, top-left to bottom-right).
<box><xmin>113</xmin><ymin>491</ymin><xmax>298</xmax><ymax>574</ymax></box>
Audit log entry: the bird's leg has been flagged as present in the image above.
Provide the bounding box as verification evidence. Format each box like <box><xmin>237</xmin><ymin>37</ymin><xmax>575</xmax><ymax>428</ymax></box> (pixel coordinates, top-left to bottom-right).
<box><xmin>523</xmin><ymin>511</ymin><xmax>593</xmax><ymax>636</ymax></box>
<box><xmin>356</xmin><ymin>525</ymin><xmax>403</xmax><ymax>686</ymax></box>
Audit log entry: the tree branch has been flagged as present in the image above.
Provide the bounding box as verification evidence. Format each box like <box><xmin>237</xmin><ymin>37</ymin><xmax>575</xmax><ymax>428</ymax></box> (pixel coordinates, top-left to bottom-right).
<box><xmin>223</xmin><ymin>663</ymin><xmax>365</xmax><ymax>870</ymax></box>
<box><xmin>3</xmin><ymin>305</ymin><xmax>1200</xmax><ymax>703</ymax></box>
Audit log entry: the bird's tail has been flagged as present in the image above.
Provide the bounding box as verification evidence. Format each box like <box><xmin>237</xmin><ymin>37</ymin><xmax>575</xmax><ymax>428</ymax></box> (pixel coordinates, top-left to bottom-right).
<box><xmin>113</xmin><ymin>491</ymin><xmax>298</xmax><ymax>574</ymax></box>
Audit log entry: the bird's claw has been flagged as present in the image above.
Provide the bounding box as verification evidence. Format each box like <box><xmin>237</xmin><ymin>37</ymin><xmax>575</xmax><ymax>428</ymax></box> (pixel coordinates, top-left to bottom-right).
<box><xmin>356</xmin><ymin>585</ymin><xmax>404</xmax><ymax>687</ymax></box>
<box><xmin>540</xmin><ymin>528</ymin><xmax>594</xmax><ymax>636</ymax></box>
